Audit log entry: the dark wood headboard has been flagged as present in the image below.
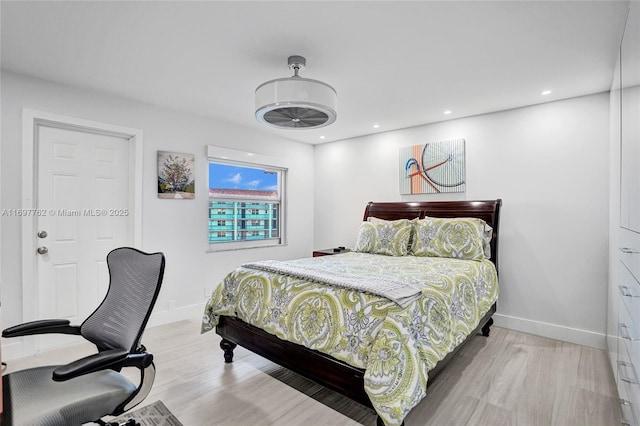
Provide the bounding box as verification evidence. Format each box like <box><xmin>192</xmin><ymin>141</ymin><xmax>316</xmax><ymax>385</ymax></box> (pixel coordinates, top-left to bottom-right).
<box><xmin>363</xmin><ymin>199</ymin><xmax>503</xmax><ymax>271</ymax></box>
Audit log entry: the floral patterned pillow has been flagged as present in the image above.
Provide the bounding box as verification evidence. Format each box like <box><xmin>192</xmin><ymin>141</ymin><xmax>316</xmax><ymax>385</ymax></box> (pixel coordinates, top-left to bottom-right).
<box><xmin>482</xmin><ymin>224</ymin><xmax>493</xmax><ymax>259</ymax></box>
<box><xmin>411</xmin><ymin>217</ymin><xmax>490</xmax><ymax>261</ymax></box>
<box><xmin>353</xmin><ymin>217</ymin><xmax>413</xmax><ymax>256</ymax></box>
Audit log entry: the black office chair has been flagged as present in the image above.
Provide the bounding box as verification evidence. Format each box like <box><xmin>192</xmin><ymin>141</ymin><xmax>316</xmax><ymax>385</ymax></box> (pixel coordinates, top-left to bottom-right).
<box><xmin>2</xmin><ymin>247</ymin><xmax>165</xmax><ymax>426</ymax></box>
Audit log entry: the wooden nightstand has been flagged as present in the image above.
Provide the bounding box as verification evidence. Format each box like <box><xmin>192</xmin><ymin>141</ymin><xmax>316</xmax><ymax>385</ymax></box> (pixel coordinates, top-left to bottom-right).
<box><xmin>312</xmin><ymin>247</ymin><xmax>351</xmax><ymax>257</ymax></box>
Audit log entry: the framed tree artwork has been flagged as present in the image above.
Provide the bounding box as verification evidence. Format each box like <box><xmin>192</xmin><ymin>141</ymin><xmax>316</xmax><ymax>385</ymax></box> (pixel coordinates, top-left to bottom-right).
<box><xmin>157</xmin><ymin>151</ymin><xmax>195</xmax><ymax>199</ymax></box>
<box><xmin>400</xmin><ymin>139</ymin><xmax>466</xmax><ymax>194</ymax></box>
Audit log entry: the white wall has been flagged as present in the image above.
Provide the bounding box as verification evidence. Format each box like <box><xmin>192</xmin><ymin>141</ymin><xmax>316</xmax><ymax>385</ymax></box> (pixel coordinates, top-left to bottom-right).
<box><xmin>1</xmin><ymin>71</ymin><xmax>314</xmax><ymax>358</ymax></box>
<box><xmin>314</xmin><ymin>93</ymin><xmax>610</xmax><ymax>348</ymax></box>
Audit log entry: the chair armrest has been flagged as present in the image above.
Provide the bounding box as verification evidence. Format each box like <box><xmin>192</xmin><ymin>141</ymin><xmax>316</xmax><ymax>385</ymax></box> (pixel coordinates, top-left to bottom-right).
<box><xmin>2</xmin><ymin>319</ymin><xmax>81</xmax><ymax>338</ymax></box>
<box><xmin>120</xmin><ymin>351</ymin><xmax>154</xmax><ymax>369</ymax></box>
<box><xmin>52</xmin><ymin>348</ymin><xmax>130</xmax><ymax>381</ymax></box>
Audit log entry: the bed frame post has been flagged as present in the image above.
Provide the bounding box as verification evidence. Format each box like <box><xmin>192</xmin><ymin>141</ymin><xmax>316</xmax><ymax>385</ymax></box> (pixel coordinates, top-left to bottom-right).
<box><xmin>377</xmin><ymin>416</ymin><xmax>404</xmax><ymax>426</ymax></box>
<box><xmin>220</xmin><ymin>339</ymin><xmax>237</xmax><ymax>363</ymax></box>
<box><xmin>481</xmin><ymin>317</ymin><xmax>494</xmax><ymax>337</ymax></box>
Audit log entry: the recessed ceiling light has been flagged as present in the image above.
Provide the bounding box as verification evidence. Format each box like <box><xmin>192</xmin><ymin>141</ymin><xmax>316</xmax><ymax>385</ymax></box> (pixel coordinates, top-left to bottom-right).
<box><xmin>541</xmin><ymin>90</ymin><xmax>552</xmax><ymax>95</ymax></box>
<box><xmin>444</xmin><ymin>110</ymin><xmax>452</xmax><ymax>115</ymax></box>
<box><xmin>373</xmin><ymin>124</ymin><xmax>380</xmax><ymax>129</ymax></box>
<box><xmin>319</xmin><ymin>136</ymin><xmax>325</xmax><ymax>139</ymax></box>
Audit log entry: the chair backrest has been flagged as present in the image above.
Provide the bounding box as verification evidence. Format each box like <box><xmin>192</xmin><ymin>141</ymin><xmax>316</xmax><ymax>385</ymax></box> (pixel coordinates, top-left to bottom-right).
<box><xmin>80</xmin><ymin>247</ymin><xmax>165</xmax><ymax>352</ymax></box>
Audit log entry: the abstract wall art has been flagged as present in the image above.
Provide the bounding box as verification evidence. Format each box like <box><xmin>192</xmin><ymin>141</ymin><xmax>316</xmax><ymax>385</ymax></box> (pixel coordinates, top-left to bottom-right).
<box><xmin>400</xmin><ymin>139</ymin><xmax>466</xmax><ymax>194</ymax></box>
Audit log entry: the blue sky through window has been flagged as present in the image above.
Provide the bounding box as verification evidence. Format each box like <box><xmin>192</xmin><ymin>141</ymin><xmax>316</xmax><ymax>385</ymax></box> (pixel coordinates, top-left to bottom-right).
<box><xmin>209</xmin><ymin>163</ymin><xmax>278</xmax><ymax>191</ymax></box>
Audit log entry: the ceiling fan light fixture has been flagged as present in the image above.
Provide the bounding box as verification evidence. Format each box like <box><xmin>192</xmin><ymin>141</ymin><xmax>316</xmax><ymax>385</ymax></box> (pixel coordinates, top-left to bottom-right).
<box><xmin>255</xmin><ymin>56</ymin><xmax>337</xmax><ymax>129</ymax></box>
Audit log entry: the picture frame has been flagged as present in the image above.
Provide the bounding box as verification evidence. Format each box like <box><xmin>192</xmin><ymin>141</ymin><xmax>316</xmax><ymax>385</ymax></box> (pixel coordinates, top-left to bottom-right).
<box><xmin>157</xmin><ymin>151</ymin><xmax>195</xmax><ymax>199</ymax></box>
<box><xmin>400</xmin><ymin>139</ymin><xmax>466</xmax><ymax>194</ymax></box>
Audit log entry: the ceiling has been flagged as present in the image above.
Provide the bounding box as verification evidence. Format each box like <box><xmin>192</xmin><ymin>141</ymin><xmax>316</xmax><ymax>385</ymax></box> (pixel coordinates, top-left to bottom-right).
<box><xmin>0</xmin><ymin>1</ymin><xmax>630</xmax><ymax>145</ymax></box>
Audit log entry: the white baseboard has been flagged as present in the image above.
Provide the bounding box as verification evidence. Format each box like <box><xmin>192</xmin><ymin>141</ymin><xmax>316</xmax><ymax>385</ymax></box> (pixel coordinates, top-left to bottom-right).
<box><xmin>146</xmin><ymin>302</ymin><xmax>205</xmax><ymax>328</ymax></box>
<box><xmin>1</xmin><ymin>302</ymin><xmax>207</xmax><ymax>361</ymax></box>
<box><xmin>2</xmin><ymin>340</ymin><xmax>29</xmax><ymax>361</ymax></box>
<box><xmin>494</xmin><ymin>313</ymin><xmax>606</xmax><ymax>350</ymax></box>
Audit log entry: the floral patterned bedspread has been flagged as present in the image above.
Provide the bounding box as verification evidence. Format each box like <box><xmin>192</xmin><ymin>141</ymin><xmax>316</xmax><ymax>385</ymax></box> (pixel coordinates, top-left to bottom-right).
<box><xmin>201</xmin><ymin>252</ymin><xmax>498</xmax><ymax>425</ymax></box>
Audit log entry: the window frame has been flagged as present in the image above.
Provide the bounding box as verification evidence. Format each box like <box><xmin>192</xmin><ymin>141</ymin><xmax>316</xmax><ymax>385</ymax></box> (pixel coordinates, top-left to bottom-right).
<box><xmin>206</xmin><ymin>145</ymin><xmax>288</xmax><ymax>252</ymax></box>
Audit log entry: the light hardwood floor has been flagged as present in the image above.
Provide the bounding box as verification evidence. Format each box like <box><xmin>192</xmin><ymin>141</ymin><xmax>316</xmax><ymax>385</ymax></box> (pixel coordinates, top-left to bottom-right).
<box><xmin>3</xmin><ymin>319</ymin><xmax>620</xmax><ymax>425</ymax></box>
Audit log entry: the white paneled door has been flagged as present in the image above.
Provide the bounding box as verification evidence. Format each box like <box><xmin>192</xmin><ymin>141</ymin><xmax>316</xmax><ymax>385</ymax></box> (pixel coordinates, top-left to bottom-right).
<box><xmin>36</xmin><ymin>125</ymin><xmax>132</xmax><ymax>350</ymax></box>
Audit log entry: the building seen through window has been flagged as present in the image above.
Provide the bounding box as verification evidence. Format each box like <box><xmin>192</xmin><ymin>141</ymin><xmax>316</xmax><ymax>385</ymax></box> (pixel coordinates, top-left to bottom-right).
<box><xmin>208</xmin><ymin>162</ymin><xmax>281</xmax><ymax>244</ymax></box>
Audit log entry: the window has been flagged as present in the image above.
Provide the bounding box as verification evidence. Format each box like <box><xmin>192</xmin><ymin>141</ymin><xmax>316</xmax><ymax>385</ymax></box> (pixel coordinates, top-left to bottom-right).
<box><xmin>207</xmin><ymin>146</ymin><xmax>287</xmax><ymax>251</ymax></box>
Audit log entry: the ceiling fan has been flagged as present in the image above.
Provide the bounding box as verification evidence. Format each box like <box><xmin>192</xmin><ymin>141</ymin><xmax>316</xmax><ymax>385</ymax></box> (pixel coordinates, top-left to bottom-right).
<box><xmin>255</xmin><ymin>55</ymin><xmax>337</xmax><ymax>129</ymax></box>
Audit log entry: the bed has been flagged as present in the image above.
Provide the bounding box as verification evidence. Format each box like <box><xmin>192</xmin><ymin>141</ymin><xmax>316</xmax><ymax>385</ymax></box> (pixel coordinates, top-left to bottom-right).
<box><xmin>202</xmin><ymin>199</ymin><xmax>502</xmax><ymax>425</ymax></box>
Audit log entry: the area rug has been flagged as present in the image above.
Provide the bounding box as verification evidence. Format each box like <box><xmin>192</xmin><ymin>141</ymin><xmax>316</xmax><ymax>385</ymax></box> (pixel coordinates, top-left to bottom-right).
<box><xmin>111</xmin><ymin>400</ymin><xmax>184</xmax><ymax>426</ymax></box>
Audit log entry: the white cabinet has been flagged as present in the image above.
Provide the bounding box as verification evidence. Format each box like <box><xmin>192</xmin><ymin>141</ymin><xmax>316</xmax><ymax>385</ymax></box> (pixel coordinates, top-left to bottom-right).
<box><xmin>620</xmin><ymin>0</ymin><xmax>640</xmax><ymax>234</ymax></box>
<box><xmin>609</xmin><ymin>3</ymin><xmax>640</xmax><ymax>425</ymax></box>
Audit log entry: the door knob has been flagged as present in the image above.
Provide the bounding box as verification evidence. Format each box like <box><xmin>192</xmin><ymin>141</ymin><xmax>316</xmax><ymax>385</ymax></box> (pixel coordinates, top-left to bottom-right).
<box><xmin>37</xmin><ymin>230</ymin><xmax>48</xmax><ymax>238</ymax></box>
<box><xmin>37</xmin><ymin>246</ymin><xmax>49</xmax><ymax>255</ymax></box>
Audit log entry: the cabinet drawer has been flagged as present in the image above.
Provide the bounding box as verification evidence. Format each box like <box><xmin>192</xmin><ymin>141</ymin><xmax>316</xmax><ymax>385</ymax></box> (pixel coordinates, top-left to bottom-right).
<box><xmin>620</xmin><ymin>262</ymin><xmax>640</xmax><ymax>329</ymax></box>
<box><xmin>620</xmin><ymin>300</ymin><xmax>640</xmax><ymax>368</ymax></box>
<box><xmin>619</xmin><ymin>299</ymin><xmax>640</xmax><ymax>426</ymax></box>
<box><xmin>621</xmin><ymin>390</ymin><xmax>637</xmax><ymax>426</ymax></box>
<box><xmin>620</xmin><ymin>360</ymin><xmax>640</xmax><ymax>426</ymax></box>
<box><xmin>621</xmin><ymin>248</ymin><xmax>640</xmax><ymax>289</ymax></box>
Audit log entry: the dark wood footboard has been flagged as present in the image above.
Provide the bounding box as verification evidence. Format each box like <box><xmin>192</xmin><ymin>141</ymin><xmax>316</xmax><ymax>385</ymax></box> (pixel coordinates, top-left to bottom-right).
<box><xmin>216</xmin><ymin>302</ymin><xmax>497</xmax><ymax>410</ymax></box>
